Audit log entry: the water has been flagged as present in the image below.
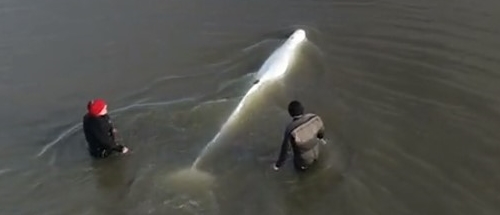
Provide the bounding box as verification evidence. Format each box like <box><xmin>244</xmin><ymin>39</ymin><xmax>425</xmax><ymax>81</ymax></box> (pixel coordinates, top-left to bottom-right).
<box><xmin>1</xmin><ymin>0</ymin><xmax>500</xmax><ymax>214</ymax></box>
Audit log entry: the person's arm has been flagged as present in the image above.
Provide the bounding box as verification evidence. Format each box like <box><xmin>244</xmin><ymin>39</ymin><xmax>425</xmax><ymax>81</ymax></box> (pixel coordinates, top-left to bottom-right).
<box><xmin>274</xmin><ymin>130</ymin><xmax>291</xmax><ymax>169</ymax></box>
<box><xmin>109</xmin><ymin>117</ymin><xmax>119</xmax><ymax>141</ymax></box>
<box><xmin>316</xmin><ymin>117</ymin><xmax>326</xmax><ymax>144</ymax></box>
<box><xmin>109</xmin><ymin>133</ymin><xmax>128</xmax><ymax>153</ymax></box>
<box><xmin>88</xmin><ymin>120</ymin><xmax>117</xmax><ymax>151</ymax></box>
<box><xmin>105</xmin><ymin>119</ymin><xmax>128</xmax><ymax>153</ymax></box>
<box><xmin>317</xmin><ymin>128</ymin><xmax>324</xmax><ymax>139</ymax></box>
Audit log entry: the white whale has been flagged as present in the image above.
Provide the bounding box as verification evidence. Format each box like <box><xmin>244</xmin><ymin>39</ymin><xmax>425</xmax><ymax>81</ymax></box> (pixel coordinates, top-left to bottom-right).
<box><xmin>192</xmin><ymin>29</ymin><xmax>307</xmax><ymax>168</ymax></box>
<box><xmin>253</xmin><ymin>29</ymin><xmax>307</xmax><ymax>84</ymax></box>
<box><xmin>165</xmin><ymin>29</ymin><xmax>308</xmax><ymax>187</ymax></box>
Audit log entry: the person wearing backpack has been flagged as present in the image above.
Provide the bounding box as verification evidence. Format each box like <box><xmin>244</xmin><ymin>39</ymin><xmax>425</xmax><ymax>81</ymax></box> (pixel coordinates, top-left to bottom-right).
<box><xmin>273</xmin><ymin>100</ymin><xmax>325</xmax><ymax>172</ymax></box>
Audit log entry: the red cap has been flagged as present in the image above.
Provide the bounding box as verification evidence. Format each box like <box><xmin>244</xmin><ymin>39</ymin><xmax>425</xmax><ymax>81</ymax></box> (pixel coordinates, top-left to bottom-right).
<box><xmin>87</xmin><ymin>99</ymin><xmax>107</xmax><ymax>116</ymax></box>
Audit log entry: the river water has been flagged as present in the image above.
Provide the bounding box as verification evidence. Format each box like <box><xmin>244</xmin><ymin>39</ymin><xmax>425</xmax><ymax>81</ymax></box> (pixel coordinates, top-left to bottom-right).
<box><xmin>1</xmin><ymin>0</ymin><xmax>500</xmax><ymax>214</ymax></box>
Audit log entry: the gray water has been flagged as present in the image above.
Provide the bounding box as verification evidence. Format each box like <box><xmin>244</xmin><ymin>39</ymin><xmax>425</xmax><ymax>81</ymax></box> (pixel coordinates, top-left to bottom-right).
<box><xmin>1</xmin><ymin>0</ymin><xmax>500</xmax><ymax>214</ymax></box>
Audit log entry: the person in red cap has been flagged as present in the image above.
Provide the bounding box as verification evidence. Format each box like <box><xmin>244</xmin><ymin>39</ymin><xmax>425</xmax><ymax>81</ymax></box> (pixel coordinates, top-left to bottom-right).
<box><xmin>83</xmin><ymin>99</ymin><xmax>129</xmax><ymax>158</ymax></box>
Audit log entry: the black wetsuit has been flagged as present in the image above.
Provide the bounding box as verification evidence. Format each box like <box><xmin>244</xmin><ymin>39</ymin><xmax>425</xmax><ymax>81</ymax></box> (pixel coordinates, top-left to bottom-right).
<box><xmin>275</xmin><ymin>113</ymin><xmax>325</xmax><ymax>171</ymax></box>
<box><xmin>83</xmin><ymin>114</ymin><xmax>124</xmax><ymax>158</ymax></box>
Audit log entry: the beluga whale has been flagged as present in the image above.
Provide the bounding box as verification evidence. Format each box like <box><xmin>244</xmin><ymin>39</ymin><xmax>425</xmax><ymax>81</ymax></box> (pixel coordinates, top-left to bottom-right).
<box><xmin>165</xmin><ymin>29</ymin><xmax>308</xmax><ymax>188</ymax></box>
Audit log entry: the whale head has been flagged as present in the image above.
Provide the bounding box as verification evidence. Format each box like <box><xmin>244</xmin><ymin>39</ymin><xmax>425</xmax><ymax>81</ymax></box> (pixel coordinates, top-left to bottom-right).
<box><xmin>288</xmin><ymin>29</ymin><xmax>307</xmax><ymax>46</ymax></box>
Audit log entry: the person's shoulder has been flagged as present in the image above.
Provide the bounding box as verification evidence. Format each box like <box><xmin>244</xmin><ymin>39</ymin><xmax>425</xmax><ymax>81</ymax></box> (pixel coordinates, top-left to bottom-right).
<box><xmin>284</xmin><ymin>119</ymin><xmax>296</xmax><ymax>134</ymax></box>
<box><xmin>83</xmin><ymin>113</ymin><xmax>90</xmax><ymax>121</ymax></box>
<box><xmin>305</xmin><ymin>113</ymin><xmax>324</xmax><ymax>125</ymax></box>
<box><xmin>306</xmin><ymin>111</ymin><xmax>322</xmax><ymax>116</ymax></box>
<box><xmin>83</xmin><ymin>114</ymin><xmax>99</xmax><ymax>123</ymax></box>
<box><xmin>305</xmin><ymin>113</ymin><xmax>321</xmax><ymax>119</ymax></box>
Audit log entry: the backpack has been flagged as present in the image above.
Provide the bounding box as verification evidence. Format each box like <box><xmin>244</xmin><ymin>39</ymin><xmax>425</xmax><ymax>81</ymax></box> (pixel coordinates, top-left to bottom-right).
<box><xmin>291</xmin><ymin>114</ymin><xmax>324</xmax><ymax>151</ymax></box>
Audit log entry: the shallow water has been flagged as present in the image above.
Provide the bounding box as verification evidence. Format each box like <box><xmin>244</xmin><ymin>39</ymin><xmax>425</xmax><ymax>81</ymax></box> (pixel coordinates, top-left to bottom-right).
<box><xmin>1</xmin><ymin>0</ymin><xmax>500</xmax><ymax>214</ymax></box>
